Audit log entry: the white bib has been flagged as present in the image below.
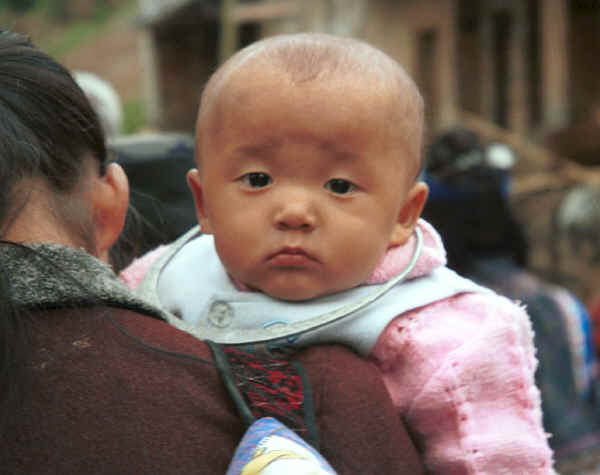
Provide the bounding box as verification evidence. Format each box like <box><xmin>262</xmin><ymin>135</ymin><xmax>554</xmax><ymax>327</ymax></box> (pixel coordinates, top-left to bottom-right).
<box><xmin>138</xmin><ymin>229</ymin><xmax>489</xmax><ymax>355</ymax></box>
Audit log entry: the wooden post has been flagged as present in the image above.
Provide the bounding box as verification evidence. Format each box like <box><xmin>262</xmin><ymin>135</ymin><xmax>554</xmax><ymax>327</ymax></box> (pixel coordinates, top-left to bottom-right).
<box><xmin>509</xmin><ymin>0</ymin><xmax>529</xmax><ymax>135</ymax></box>
<box><xmin>219</xmin><ymin>0</ymin><xmax>238</xmax><ymax>64</ymax></box>
<box><xmin>540</xmin><ymin>0</ymin><xmax>569</xmax><ymax>130</ymax></box>
<box><xmin>479</xmin><ymin>3</ymin><xmax>495</xmax><ymax>123</ymax></box>
<box><xmin>437</xmin><ymin>0</ymin><xmax>459</xmax><ymax>129</ymax></box>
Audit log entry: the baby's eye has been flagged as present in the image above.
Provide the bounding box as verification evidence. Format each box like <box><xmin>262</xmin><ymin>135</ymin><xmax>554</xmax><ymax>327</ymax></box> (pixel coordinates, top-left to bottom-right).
<box><xmin>324</xmin><ymin>179</ymin><xmax>356</xmax><ymax>195</ymax></box>
<box><xmin>241</xmin><ymin>172</ymin><xmax>272</xmax><ymax>188</ymax></box>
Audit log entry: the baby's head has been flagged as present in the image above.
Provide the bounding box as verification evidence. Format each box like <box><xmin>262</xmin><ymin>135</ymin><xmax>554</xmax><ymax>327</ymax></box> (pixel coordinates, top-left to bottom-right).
<box><xmin>188</xmin><ymin>33</ymin><xmax>428</xmax><ymax>301</ymax></box>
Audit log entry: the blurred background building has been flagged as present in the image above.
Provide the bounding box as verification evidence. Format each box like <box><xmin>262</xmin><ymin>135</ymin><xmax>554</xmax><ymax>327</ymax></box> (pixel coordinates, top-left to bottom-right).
<box><xmin>138</xmin><ymin>0</ymin><xmax>593</xmax><ymax>145</ymax></box>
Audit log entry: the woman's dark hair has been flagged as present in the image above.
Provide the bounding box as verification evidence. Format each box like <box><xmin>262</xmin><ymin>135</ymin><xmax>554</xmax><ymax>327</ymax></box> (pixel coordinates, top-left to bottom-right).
<box><xmin>0</xmin><ymin>31</ymin><xmax>107</xmax><ymax>421</ymax></box>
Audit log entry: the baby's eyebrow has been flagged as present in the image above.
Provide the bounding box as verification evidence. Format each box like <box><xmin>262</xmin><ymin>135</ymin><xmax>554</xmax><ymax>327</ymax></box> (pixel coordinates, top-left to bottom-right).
<box><xmin>319</xmin><ymin>141</ymin><xmax>361</xmax><ymax>162</ymax></box>
<box><xmin>234</xmin><ymin>141</ymin><xmax>282</xmax><ymax>159</ymax></box>
<box><xmin>332</xmin><ymin>149</ymin><xmax>361</xmax><ymax>162</ymax></box>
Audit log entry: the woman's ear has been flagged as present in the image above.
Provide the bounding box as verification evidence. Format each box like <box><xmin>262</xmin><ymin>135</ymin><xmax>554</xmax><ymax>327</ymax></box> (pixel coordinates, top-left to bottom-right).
<box><xmin>187</xmin><ymin>168</ymin><xmax>213</xmax><ymax>234</ymax></box>
<box><xmin>389</xmin><ymin>181</ymin><xmax>429</xmax><ymax>247</ymax></box>
<box><xmin>91</xmin><ymin>162</ymin><xmax>129</xmax><ymax>262</ymax></box>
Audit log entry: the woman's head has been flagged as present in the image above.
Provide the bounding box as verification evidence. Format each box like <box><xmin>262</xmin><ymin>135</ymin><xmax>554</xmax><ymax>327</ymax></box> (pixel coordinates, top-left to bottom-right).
<box><xmin>0</xmin><ymin>31</ymin><xmax>130</xmax><ymax>422</ymax></box>
<box><xmin>0</xmin><ymin>31</ymin><xmax>128</xmax><ymax>260</ymax></box>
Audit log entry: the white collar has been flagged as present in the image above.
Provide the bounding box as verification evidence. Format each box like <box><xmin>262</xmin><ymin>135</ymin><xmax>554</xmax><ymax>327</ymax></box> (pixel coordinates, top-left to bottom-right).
<box><xmin>137</xmin><ymin>228</ymin><xmax>489</xmax><ymax>355</ymax></box>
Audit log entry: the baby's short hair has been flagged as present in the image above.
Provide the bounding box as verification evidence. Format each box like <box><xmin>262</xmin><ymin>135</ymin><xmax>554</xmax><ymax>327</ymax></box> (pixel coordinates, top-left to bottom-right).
<box><xmin>197</xmin><ymin>33</ymin><xmax>424</xmax><ymax>172</ymax></box>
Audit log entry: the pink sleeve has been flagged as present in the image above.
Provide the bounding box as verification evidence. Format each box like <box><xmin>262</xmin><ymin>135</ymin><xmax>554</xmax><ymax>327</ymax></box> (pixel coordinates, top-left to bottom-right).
<box><xmin>119</xmin><ymin>246</ymin><xmax>169</xmax><ymax>290</ymax></box>
<box><xmin>369</xmin><ymin>292</ymin><xmax>555</xmax><ymax>474</ymax></box>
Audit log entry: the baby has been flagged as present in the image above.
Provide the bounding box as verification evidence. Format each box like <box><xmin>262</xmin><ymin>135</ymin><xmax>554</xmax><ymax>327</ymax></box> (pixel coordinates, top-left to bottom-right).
<box><xmin>122</xmin><ymin>33</ymin><xmax>554</xmax><ymax>473</ymax></box>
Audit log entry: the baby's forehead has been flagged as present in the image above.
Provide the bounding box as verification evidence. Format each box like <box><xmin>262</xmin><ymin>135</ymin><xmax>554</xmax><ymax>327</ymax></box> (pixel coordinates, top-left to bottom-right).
<box><xmin>205</xmin><ymin>36</ymin><xmax>421</xmax><ymax>109</ymax></box>
<box><xmin>220</xmin><ymin>52</ymin><xmax>414</xmax><ymax>98</ymax></box>
<box><xmin>208</xmin><ymin>61</ymin><xmax>421</xmax><ymax>135</ymax></box>
<box><xmin>198</xmin><ymin>38</ymin><xmax>424</xmax><ymax>170</ymax></box>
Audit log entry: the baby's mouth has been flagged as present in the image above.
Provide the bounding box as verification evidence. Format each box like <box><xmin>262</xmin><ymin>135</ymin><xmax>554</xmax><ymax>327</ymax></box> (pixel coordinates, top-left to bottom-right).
<box><xmin>266</xmin><ymin>247</ymin><xmax>319</xmax><ymax>266</ymax></box>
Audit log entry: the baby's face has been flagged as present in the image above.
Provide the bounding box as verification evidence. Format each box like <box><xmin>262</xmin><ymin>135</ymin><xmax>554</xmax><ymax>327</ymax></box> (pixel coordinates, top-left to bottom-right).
<box><xmin>192</xmin><ymin>67</ymin><xmax>422</xmax><ymax>300</ymax></box>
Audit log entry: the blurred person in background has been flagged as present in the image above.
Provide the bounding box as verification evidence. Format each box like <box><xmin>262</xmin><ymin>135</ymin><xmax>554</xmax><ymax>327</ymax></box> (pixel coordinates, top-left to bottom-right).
<box><xmin>553</xmin><ymin>184</ymin><xmax>600</xmax><ymax>365</ymax></box>
<box><xmin>73</xmin><ymin>70</ymin><xmax>123</xmax><ymax>139</ymax></box>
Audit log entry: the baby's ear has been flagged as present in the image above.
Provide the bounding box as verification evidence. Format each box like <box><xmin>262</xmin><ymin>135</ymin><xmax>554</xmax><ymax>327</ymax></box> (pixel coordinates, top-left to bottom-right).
<box><xmin>389</xmin><ymin>181</ymin><xmax>429</xmax><ymax>246</ymax></box>
<box><xmin>187</xmin><ymin>168</ymin><xmax>213</xmax><ymax>234</ymax></box>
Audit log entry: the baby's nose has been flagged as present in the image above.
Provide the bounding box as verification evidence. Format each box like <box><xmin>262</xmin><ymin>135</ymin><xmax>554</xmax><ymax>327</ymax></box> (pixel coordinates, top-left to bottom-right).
<box><xmin>275</xmin><ymin>200</ymin><xmax>316</xmax><ymax>231</ymax></box>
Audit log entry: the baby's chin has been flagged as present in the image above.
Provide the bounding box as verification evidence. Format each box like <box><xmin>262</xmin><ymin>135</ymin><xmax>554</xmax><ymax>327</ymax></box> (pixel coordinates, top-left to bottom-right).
<box><xmin>251</xmin><ymin>282</ymin><xmax>356</xmax><ymax>302</ymax></box>
<box><xmin>247</xmin><ymin>285</ymin><xmax>321</xmax><ymax>302</ymax></box>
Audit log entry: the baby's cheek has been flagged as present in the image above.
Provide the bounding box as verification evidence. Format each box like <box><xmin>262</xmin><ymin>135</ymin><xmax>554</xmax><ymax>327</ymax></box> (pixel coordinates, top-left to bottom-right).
<box><xmin>213</xmin><ymin>239</ymin><xmax>248</xmax><ymax>277</ymax></box>
<box><xmin>334</xmin><ymin>244</ymin><xmax>383</xmax><ymax>289</ymax></box>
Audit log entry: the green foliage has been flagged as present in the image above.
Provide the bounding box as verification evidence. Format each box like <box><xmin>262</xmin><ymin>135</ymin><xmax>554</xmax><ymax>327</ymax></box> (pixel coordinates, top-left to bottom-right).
<box><xmin>44</xmin><ymin>14</ymin><xmax>109</xmax><ymax>57</ymax></box>
<box><xmin>42</xmin><ymin>1</ymin><xmax>135</xmax><ymax>58</ymax></box>
<box><xmin>123</xmin><ymin>99</ymin><xmax>147</xmax><ymax>135</ymax></box>
<box><xmin>1</xmin><ymin>0</ymin><xmax>37</xmax><ymax>13</ymax></box>
<box><xmin>1</xmin><ymin>1</ymin><xmax>120</xmax><ymax>22</ymax></box>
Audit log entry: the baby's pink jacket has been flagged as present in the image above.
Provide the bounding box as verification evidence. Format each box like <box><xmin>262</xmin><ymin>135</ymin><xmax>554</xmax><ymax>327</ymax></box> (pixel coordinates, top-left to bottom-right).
<box><xmin>121</xmin><ymin>220</ymin><xmax>555</xmax><ymax>474</ymax></box>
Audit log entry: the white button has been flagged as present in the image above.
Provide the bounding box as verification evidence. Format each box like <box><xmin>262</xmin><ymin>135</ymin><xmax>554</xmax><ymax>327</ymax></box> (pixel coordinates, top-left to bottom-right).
<box><xmin>208</xmin><ymin>301</ymin><xmax>234</xmax><ymax>328</ymax></box>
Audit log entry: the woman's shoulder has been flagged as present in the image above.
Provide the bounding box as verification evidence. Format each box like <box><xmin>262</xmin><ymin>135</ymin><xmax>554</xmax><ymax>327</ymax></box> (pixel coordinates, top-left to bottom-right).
<box><xmin>294</xmin><ymin>344</ymin><xmax>425</xmax><ymax>474</ymax></box>
<box><xmin>7</xmin><ymin>305</ymin><xmax>245</xmax><ymax>473</ymax></box>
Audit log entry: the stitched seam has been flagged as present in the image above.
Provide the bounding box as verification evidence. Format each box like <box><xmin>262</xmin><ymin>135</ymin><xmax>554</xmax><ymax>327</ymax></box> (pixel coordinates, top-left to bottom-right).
<box><xmin>407</xmin><ymin>348</ymin><xmax>479</xmax><ymax>474</ymax></box>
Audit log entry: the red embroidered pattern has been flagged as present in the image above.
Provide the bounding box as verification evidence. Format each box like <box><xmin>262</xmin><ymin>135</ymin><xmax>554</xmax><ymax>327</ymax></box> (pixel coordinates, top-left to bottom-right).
<box><xmin>223</xmin><ymin>346</ymin><xmax>306</xmax><ymax>435</ymax></box>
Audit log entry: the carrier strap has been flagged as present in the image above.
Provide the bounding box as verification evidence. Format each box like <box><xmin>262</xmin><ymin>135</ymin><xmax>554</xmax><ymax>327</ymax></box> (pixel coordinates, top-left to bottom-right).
<box><xmin>207</xmin><ymin>341</ymin><xmax>319</xmax><ymax>449</ymax></box>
